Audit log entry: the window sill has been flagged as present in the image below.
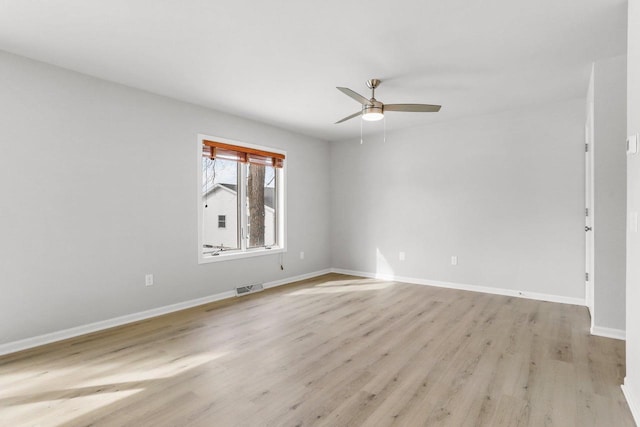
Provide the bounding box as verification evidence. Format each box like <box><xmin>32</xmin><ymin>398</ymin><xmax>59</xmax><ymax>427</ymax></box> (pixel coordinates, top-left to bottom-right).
<box><xmin>198</xmin><ymin>247</ymin><xmax>285</xmax><ymax>264</ymax></box>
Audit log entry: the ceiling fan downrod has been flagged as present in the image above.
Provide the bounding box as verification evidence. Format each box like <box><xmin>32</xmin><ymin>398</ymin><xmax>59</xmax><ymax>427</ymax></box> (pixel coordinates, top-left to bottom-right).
<box><xmin>366</xmin><ymin>79</ymin><xmax>381</xmax><ymax>100</ymax></box>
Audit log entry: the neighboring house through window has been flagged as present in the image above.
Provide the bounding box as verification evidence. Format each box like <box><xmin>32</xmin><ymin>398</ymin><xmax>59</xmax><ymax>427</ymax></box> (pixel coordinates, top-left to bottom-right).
<box><xmin>198</xmin><ymin>135</ymin><xmax>286</xmax><ymax>263</ymax></box>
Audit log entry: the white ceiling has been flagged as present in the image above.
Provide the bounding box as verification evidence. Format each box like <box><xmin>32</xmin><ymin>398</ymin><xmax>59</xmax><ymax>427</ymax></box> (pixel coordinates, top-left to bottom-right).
<box><xmin>0</xmin><ymin>0</ymin><xmax>627</xmax><ymax>142</ymax></box>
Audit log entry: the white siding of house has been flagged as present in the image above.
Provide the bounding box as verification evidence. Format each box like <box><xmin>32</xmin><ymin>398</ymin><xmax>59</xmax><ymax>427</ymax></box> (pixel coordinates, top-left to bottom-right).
<box><xmin>202</xmin><ymin>186</ymin><xmax>276</xmax><ymax>250</ymax></box>
<box><xmin>202</xmin><ymin>187</ymin><xmax>238</xmax><ymax>249</ymax></box>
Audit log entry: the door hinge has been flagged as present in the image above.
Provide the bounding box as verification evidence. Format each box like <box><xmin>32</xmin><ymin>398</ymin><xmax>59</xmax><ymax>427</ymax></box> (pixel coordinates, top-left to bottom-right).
<box><xmin>585</xmin><ymin>143</ymin><xmax>589</xmax><ymax>152</ymax></box>
<box><xmin>586</xmin><ymin>272</ymin><xmax>589</xmax><ymax>281</ymax></box>
<box><xmin>585</xmin><ymin>208</ymin><xmax>589</xmax><ymax>217</ymax></box>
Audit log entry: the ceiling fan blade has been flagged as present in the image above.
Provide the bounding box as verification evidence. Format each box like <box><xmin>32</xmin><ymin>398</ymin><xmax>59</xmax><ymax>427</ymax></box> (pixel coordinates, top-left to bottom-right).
<box><xmin>337</xmin><ymin>87</ymin><xmax>372</xmax><ymax>105</ymax></box>
<box><xmin>384</xmin><ymin>104</ymin><xmax>441</xmax><ymax>112</ymax></box>
<box><xmin>335</xmin><ymin>110</ymin><xmax>363</xmax><ymax>124</ymax></box>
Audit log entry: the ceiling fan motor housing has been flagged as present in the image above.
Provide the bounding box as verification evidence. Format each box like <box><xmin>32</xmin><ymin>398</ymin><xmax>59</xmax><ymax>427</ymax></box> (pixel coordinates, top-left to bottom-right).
<box><xmin>362</xmin><ymin>101</ymin><xmax>384</xmax><ymax>121</ymax></box>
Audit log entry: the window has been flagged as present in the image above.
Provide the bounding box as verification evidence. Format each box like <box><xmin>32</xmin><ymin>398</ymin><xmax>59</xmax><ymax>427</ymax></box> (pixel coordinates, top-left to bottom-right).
<box><xmin>198</xmin><ymin>135</ymin><xmax>286</xmax><ymax>262</ymax></box>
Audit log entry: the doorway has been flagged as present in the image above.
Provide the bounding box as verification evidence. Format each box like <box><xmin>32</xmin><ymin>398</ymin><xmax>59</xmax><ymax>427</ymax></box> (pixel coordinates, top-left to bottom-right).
<box><xmin>585</xmin><ymin>103</ymin><xmax>595</xmax><ymax>326</ymax></box>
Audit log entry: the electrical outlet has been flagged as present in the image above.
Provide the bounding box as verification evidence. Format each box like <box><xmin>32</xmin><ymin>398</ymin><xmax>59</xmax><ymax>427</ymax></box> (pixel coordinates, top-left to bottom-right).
<box><xmin>145</xmin><ymin>274</ymin><xmax>154</xmax><ymax>286</ymax></box>
<box><xmin>299</xmin><ymin>251</ymin><xmax>305</xmax><ymax>260</ymax></box>
<box><xmin>399</xmin><ymin>251</ymin><xmax>406</xmax><ymax>261</ymax></box>
<box><xmin>451</xmin><ymin>256</ymin><xmax>458</xmax><ymax>266</ymax></box>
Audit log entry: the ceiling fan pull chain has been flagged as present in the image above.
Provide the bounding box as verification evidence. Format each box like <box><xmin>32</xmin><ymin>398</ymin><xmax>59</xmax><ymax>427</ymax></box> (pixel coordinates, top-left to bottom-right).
<box><xmin>383</xmin><ymin>116</ymin><xmax>386</xmax><ymax>143</ymax></box>
<box><xmin>360</xmin><ymin>116</ymin><xmax>363</xmax><ymax>144</ymax></box>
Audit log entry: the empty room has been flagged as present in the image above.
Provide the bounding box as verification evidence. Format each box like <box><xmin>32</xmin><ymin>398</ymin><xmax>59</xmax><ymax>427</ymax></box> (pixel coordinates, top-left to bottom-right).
<box><xmin>1</xmin><ymin>1</ymin><xmax>639</xmax><ymax>426</ymax></box>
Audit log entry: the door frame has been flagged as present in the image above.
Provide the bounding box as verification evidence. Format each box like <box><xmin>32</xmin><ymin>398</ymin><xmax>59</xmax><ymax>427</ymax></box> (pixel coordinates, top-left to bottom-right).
<box><xmin>585</xmin><ymin>101</ymin><xmax>595</xmax><ymax>326</ymax></box>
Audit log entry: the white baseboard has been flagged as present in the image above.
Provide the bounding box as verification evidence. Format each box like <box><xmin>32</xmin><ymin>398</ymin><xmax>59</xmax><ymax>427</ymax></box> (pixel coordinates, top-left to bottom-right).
<box><xmin>622</xmin><ymin>379</ymin><xmax>640</xmax><ymax>426</ymax></box>
<box><xmin>0</xmin><ymin>268</ymin><xmax>332</xmax><ymax>357</ymax></box>
<box><xmin>330</xmin><ymin>268</ymin><xmax>586</xmax><ymax>306</ymax></box>
<box><xmin>591</xmin><ymin>325</ymin><xmax>626</xmax><ymax>340</ymax></box>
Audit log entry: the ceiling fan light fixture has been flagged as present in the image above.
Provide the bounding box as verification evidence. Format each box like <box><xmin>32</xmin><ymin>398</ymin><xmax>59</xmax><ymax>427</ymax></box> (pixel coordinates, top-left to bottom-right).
<box><xmin>362</xmin><ymin>106</ymin><xmax>384</xmax><ymax>121</ymax></box>
<box><xmin>362</xmin><ymin>112</ymin><xmax>384</xmax><ymax>121</ymax></box>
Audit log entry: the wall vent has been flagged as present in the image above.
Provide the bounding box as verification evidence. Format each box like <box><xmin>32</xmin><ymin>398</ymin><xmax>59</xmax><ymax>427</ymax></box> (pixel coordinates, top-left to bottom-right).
<box><xmin>235</xmin><ymin>284</ymin><xmax>264</xmax><ymax>296</ymax></box>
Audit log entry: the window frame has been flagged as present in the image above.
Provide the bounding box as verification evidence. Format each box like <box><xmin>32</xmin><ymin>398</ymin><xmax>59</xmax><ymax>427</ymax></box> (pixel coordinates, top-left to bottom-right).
<box><xmin>197</xmin><ymin>134</ymin><xmax>287</xmax><ymax>264</ymax></box>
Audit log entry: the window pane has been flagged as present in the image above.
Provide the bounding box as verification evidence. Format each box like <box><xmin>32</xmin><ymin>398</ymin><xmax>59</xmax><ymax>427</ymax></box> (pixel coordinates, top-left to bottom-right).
<box><xmin>202</xmin><ymin>157</ymin><xmax>238</xmax><ymax>253</ymax></box>
<box><xmin>246</xmin><ymin>164</ymin><xmax>277</xmax><ymax>248</ymax></box>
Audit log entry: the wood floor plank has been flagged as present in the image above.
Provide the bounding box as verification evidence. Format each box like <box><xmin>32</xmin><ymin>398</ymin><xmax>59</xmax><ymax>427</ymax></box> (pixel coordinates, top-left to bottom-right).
<box><xmin>0</xmin><ymin>273</ymin><xmax>634</xmax><ymax>426</ymax></box>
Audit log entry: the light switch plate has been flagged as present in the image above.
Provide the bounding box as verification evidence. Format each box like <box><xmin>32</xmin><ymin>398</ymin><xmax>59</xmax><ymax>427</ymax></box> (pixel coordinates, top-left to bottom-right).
<box><xmin>628</xmin><ymin>134</ymin><xmax>638</xmax><ymax>154</ymax></box>
<box><xmin>631</xmin><ymin>212</ymin><xmax>638</xmax><ymax>233</ymax></box>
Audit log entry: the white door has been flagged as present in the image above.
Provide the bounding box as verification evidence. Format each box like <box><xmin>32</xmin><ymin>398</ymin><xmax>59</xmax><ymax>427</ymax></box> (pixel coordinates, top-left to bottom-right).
<box><xmin>585</xmin><ymin>110</ymin><xmax>595</xmax><ymax>323</ymax></box>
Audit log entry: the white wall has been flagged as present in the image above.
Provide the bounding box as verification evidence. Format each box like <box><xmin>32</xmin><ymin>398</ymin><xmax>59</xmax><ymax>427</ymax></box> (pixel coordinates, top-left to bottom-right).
<box><xmin>624</xmin><ymin>0</ymin><xmax>640</xmax><ymax>422</ymax></box>
<box><xmin>0</xmin><ymin>50</ymin><xmax>331</xmax><ymax>346</ymax></box>
<box><xmin>330</xmin><ymin>99</ymin><xmax>585</xmax><ymax>301</ymax></box>
<box><xmin>592</xmin><ymin>55</ymin><xmax>627</xmax><ymax>333</ymax></box>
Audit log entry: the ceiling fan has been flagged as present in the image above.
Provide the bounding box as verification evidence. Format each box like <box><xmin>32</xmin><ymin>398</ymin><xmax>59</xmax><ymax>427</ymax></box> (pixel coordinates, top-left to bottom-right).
<box><xmin>335</xmin><ymin>79</ymin><xmax>441</xmax><ymax>124</ymax></box>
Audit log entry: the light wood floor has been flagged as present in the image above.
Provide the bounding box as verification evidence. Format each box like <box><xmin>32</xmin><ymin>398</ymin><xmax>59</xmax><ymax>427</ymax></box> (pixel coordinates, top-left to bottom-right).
<box><xmin>0</xmin><ymin>274</ymin><xmax>634</xmax><ymax>427</ymax></box>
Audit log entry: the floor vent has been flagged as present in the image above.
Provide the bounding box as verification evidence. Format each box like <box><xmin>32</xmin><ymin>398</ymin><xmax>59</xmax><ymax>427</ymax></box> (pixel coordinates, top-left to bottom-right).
<box><xmin>235</xmin><ymin>284</ymin><xmax>264</xmax><ymax>296</ymax></box>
